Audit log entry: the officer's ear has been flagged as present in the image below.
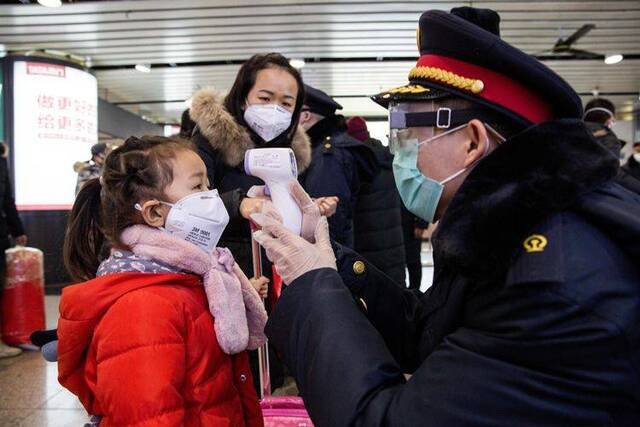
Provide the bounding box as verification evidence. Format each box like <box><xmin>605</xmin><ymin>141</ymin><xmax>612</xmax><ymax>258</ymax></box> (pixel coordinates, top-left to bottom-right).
<box><xmin>299</xmin><ymin>109</ymin><xmax>311</xmax><ymax>129</ymax></box>
<box><xmin>463</xmin><ymin>119</ymin><xmax>489</xmax><ymax>168</ymax></box>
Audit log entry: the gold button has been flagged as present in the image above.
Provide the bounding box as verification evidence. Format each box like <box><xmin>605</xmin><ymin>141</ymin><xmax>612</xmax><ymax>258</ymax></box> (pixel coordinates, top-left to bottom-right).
<box><xmin>325</xmin><ymin>136</ymin><xmax>331</xmax><ymax>140</ymax></box>
<box><xmin>471</xmin><ymin>80</ymin><xmax>484</xmax><ymax>94</ymax></box>
<box><xmin>353</xmin><ymin>260</ymin><xmax>365</xmax><ymax>275</ymax></box>
<box><xmin>324</xmin><ymin>143</ymin><xmax>331</xmax><ymax>149</ymax></box>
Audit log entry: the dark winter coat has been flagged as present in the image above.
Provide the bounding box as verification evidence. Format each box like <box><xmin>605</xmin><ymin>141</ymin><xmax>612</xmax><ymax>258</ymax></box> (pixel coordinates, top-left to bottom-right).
<box><xmin>585</xmin><ymin>121</ymin><xmax>640</xmax><ymax>195</ymax></box>
<box><xmin>0</xmin><ymin>157</ymin><xmax>24</xmax><ymax>245</ymax></box>
<box><xmin>352</xmin><ymin>138</ymin><xmax>405</xmax><ymax>285</ymax></box>
<box><xmin>619</xmin><ymin>154</ymin><xmax>640</xmax><ymax>195</ymax></box>
<box><xmin>189</xmin><ymin>88</ymin><xmax>311</xmax><ymax>276</ymax></box>
<box><xmin>266</xmin><ymin>120</ymin><xmax>640</xmax><ymax>427</ymax></box>
<box><xmin>400</xmin><ymin>207</ymin><xmax>429</xmax><ymax>266</ymax></box>
<box><xmin>299</xmin><ymin>116</ymin><xmax>377</xmax><ymax>248</ymax></box>
<box><xmin>584</xmin><ymin>121</ymin><xmax>622</xmax><ymax>156</ymax></box>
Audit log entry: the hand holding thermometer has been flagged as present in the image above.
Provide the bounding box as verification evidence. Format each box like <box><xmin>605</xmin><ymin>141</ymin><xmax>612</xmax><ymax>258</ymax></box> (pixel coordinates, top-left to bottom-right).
<box><xmin>244</xmin><ymin>148</ymin><xmax>302</xmax><ymax>236</ymax></box>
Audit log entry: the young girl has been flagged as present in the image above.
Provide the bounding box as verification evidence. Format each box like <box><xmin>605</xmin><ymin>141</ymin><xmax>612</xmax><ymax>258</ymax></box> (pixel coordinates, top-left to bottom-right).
<box><xmin>57</xmin><ymin>135</ymin><xmax>267</xmax><ymax>426</ymax></box>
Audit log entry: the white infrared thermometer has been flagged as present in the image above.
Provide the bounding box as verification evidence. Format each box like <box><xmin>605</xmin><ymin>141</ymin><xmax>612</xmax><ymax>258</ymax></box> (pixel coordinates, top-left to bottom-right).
<box><xmin>244</xmin><ymin>148</ymin><xmax>302</xmax><ymax>236</ymax></box>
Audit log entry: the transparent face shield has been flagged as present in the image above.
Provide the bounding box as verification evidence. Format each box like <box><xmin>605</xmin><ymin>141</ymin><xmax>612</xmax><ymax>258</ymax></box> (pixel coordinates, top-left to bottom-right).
<box><xmin>389</xmin><ymin>101</ymin><xmax>438</xmax><ymax>155</ymax></box>
<box><xmin>388</xmin><ymin>100</ymin><xmax>506</xmax><ymax>156</ymax></box>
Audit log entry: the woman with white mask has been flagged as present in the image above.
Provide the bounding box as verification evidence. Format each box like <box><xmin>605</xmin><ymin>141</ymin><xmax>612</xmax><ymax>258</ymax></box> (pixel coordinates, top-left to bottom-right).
<box><xmin>188</xmin><ymin>53</ymin><xmax>312</xmax><ymax>394</ymax></box>
<box><xmin>189</xmin><ymin>53</ymin><xmax>311</xmax><ymax>292</ymax></box>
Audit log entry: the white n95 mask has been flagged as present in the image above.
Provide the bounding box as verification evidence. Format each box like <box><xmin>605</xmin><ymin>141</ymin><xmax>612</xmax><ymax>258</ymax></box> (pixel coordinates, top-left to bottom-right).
<box><xmin>137</xmin><ymin>189</ymin><xmax>229</xmax><ymax>253</ymax></box>
<box><xmin>244</xmin><ymin>104</ymin><xmax>293</xmax><ymax>142</ymax></box>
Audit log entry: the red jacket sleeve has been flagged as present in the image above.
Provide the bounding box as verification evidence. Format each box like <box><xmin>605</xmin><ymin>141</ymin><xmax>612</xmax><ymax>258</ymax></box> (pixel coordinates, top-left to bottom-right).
<box><xmin>94</xmin><ymin>289</ymin><xmax>188</xmax><ymax>426</ymax></box>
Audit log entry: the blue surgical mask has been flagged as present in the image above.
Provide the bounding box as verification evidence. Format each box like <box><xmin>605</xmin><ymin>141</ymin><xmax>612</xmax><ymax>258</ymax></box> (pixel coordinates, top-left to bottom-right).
<box><xmin>392</xmin><ymin>124</ymin><xmax>489</xmax><ymax>222</ymax></box>
<box><xmin>393</xmin><ymin>143</ymin><xmax>443</xmax><ymax>222</ymax></box>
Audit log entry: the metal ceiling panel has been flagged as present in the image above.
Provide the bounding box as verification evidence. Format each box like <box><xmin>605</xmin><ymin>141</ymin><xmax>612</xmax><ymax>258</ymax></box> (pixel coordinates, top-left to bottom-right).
<box><xmin>1</xmin><ymin>0</ymin><xmax>637</xmax><ymax>123</ymax></box>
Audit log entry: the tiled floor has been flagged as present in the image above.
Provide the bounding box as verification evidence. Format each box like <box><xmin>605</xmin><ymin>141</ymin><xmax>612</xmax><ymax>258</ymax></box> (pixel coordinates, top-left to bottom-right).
<box><xmin>1</xmin><ymin>296</ymin><xmax>90</xmax><ymax>427</ymax></box>
<box><xmin>1</xmin><ymin>248</ymin><xmax>435</xmax><ymax>426</ymax></box>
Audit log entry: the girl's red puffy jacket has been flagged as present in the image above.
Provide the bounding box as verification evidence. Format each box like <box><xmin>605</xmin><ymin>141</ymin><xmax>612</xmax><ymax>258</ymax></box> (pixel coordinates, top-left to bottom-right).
<box><xmin>57</xmin><ymin>272</ymin><xmax>264</xmax><ymax>426</ymax></box>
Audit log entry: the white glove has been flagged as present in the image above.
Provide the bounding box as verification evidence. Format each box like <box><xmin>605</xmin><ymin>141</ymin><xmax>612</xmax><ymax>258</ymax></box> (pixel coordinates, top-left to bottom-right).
<box><xmin>249</xmin><ymin>182</ymin><xmax>325</xmax><ymax>243</ymax></box>
<box><xmin>288</xmin><ymin>181</ymin><xmax>323</xmax><ymax>242</ymax></box>
<box><xmin>251</xmin><ymin>213</ymin><xmax>336</xmax><ymax>285</ymax></box>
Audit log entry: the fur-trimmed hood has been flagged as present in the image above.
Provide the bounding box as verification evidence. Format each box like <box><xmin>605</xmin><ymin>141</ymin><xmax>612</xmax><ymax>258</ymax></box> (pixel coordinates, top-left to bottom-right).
<box><xmin>189</xmin><ymin>88</ymin><xmax>311</xmax><ymax>173</ymax></box>
<box><xmin>432</xmin><ymin>119</ymin><xmax>620</xmax><ymax>281</ymax></box>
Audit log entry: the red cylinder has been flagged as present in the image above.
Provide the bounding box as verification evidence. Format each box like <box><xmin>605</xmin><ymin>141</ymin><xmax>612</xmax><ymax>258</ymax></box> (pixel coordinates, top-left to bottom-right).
<box><xmin>269</xmin><ymin>266</ymin><xmax>284</xmax><ymax>311</ymax></box>
<box><xmin>1</xmin><ymin>247</ymin><xmax>45</xmax><ymax>348</ymax></box>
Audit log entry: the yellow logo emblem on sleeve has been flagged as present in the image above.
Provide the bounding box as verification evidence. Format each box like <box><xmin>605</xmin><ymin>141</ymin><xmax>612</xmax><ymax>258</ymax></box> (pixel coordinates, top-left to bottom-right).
<box><xmin>524</xmin><ymin>234</ymin><xmax>547</xmax><ymax>253</ymax></box>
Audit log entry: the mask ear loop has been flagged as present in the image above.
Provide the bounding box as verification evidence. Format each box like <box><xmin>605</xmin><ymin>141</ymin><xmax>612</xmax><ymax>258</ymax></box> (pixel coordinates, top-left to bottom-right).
<box><xmin>134</xmin><ymin>200</ymin><xmax>173</xmax><ymax>211</ymax></box>
<box><xmin>484</xmin><ymin>123</ymin><xmax>506</xmax><ymax>145</ymax></box>
<box><xmin>437</xmin><ymin>122</ymin><xmax>497</xmax><ymax>186</ymax></box>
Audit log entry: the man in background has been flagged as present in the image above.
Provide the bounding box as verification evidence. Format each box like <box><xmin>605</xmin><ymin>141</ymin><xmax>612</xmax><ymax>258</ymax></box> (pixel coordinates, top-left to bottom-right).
<box><xmin>619</xmin><ymin>141</ymin><xmax>640</xmax><ymax>194</ymax></box>
<box><xmin>74</xmin><ymin>142</ymin><xmax>107</xmax><ymax>196</ymax></box>
<box><xmin>0</xmin><ymin>142</ymin><xmax>27</xmax><ymax>359</ymax></box>
<box><xmin>299</xmin><ymin>85</ymin><xmax>377</xmax><ymax>248</ymax></box>
<box><xmin>583</xmin><ymin>98</ymin><xmax>640</xmax><ymax>194</ymax></box>
<box><xmin>347</xmin><ymin>116</ymin><xmax>406</xmax><ymax>285</ymax></box>
<box><xmin>583</xmin><ymin>98</ymin><xmax>621</xmax><ymax>156</ymax></box>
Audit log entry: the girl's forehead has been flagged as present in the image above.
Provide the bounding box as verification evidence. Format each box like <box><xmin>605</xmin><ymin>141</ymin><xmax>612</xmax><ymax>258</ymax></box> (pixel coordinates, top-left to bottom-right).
<box><xmin>172</xmin><ymin>149</ymin><xmax>203</xmax><ymax>170</ymax></box>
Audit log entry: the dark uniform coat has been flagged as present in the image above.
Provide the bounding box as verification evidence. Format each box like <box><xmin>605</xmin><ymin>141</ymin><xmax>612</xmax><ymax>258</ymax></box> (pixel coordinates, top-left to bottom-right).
<box><xmin>300</xmin><ymin>116</ymin><xmax>377</xmax><ymax>248</ymax></box>
<box><xmin>619</xmin><ymin>154</ymin><xmax>640</xmax><ymax>195</ymax></box>
<box><xmin>352</xmin><ymin>138</ymin><xmax>406</xmax><ymax>285</ymax></box>
<box><xmin>584</xmin><ymin>121</ymin><xmax>622</xmax><ymax>156</ymax></box>
<box><xmin>585</xmin><ymin>121</ymin><xmax>640</xmax><ymax>195</ymax></box>
<box><xmin>266</xmin><ymin>120</ymin><xmax>640</xmax><ymax>426</ymax></box>
<box><xmin>401</xmin><ymin>207</ymin><xmax>430</xmax><ymax>290</ymax></box>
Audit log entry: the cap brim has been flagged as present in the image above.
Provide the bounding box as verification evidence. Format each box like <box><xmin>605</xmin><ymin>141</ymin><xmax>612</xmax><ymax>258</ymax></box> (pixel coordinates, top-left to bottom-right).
<box><xmin>375</xmin><ymin>77</ymin><xmax>531</xmax><ymax>129</ymax></box>
<box><xmin>371</xmin><ymin>83</ymin><xmax>449</xmax><ymax>109</ymax></box>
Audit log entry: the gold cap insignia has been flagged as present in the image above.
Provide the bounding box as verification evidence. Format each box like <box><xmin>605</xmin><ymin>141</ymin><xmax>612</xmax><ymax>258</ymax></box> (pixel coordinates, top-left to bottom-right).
<box><xmin>523</xmin><ymin>234</ymin><xmax>548</xmax><ymax>253</ymax></box>
<box><xmin>382</xmin><ymin>84</ymin><xmax>430</xmax><ymax>95</ymax></box>
<box><xmin>408</xmin><ymin>66</ymin><xmax>484</xmax><ymax>94</ymax></box>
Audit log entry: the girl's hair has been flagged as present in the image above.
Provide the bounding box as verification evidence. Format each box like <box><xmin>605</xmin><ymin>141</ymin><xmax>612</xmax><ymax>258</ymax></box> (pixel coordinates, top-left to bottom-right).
<box><xmin>224</xmin><ymin>52</ymin><xmax>305</xmax><ymax>143</ymax></box>
<box><xmin>64</xmin><ymin>135</ymin><xmax>193</xmax><ymax>282</ymax></box>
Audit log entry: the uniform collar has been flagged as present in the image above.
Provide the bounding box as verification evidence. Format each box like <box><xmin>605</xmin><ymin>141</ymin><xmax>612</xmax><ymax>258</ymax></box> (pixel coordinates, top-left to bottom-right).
<box><xmin>307</xmin><ymin>115</ymin><xmax>346</xmax><ymax>146</ymax></box>
<box><xmin>432</xmin><ymin>119</ymin><xmax>619</xmax><ymax>281</ymax></box>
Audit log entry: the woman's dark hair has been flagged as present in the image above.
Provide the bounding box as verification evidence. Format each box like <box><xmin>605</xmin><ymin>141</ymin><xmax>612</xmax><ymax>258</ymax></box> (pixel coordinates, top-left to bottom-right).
<box><xmin>63</xmin><ymin>135</ymin><xmax>193</xmax><ymax>282</ymax></box>
<box><xmin>224</xmin><ymin>53</ymin><xmax>305</xmax><ymax>144</ymax></box>
<box><xmin>179</xmin><ymin>108</ymin><xmax>196</xmax><ymax>139</ymax></box>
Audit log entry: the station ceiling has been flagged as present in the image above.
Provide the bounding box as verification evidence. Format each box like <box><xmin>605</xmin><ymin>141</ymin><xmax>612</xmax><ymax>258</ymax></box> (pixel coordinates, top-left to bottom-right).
<box><xmin>1</xmin><ymin>0</ymin><xmax>638</xmax><ymax>123</ymax></box>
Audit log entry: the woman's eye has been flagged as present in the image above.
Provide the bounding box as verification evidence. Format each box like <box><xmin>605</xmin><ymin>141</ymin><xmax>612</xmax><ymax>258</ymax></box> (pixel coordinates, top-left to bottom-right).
<box><xmin>259</xmin><ymin>97</ymin><xmax>270</xmax><ymax>102</ymax></box>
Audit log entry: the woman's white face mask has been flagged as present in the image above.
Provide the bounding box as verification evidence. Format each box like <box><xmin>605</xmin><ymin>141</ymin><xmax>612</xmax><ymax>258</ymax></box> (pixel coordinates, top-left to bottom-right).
<box><xmin>244</xmin><ymin>104</ymin><xmax>293</xmax><ymax>142</ymax></box>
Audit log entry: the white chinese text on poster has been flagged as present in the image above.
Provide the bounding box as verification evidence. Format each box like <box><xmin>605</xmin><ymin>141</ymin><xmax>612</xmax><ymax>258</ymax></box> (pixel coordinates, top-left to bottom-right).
<box><xmin>13</xmin><ymin>61</ymin><xmax>98</xmax><ymax>209</ymax></box>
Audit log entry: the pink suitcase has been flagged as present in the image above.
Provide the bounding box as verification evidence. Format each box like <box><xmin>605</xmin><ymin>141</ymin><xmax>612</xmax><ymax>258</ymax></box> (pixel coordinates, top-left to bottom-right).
<box><xmin>261</xmin><ymin>396</ymin><xmax>313</xmax><ymax>427</ymax></box>
<box><xmin>250</xmin><ymin>225</ymin><xmax>314</xmax><ymax>426</ymax></box>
